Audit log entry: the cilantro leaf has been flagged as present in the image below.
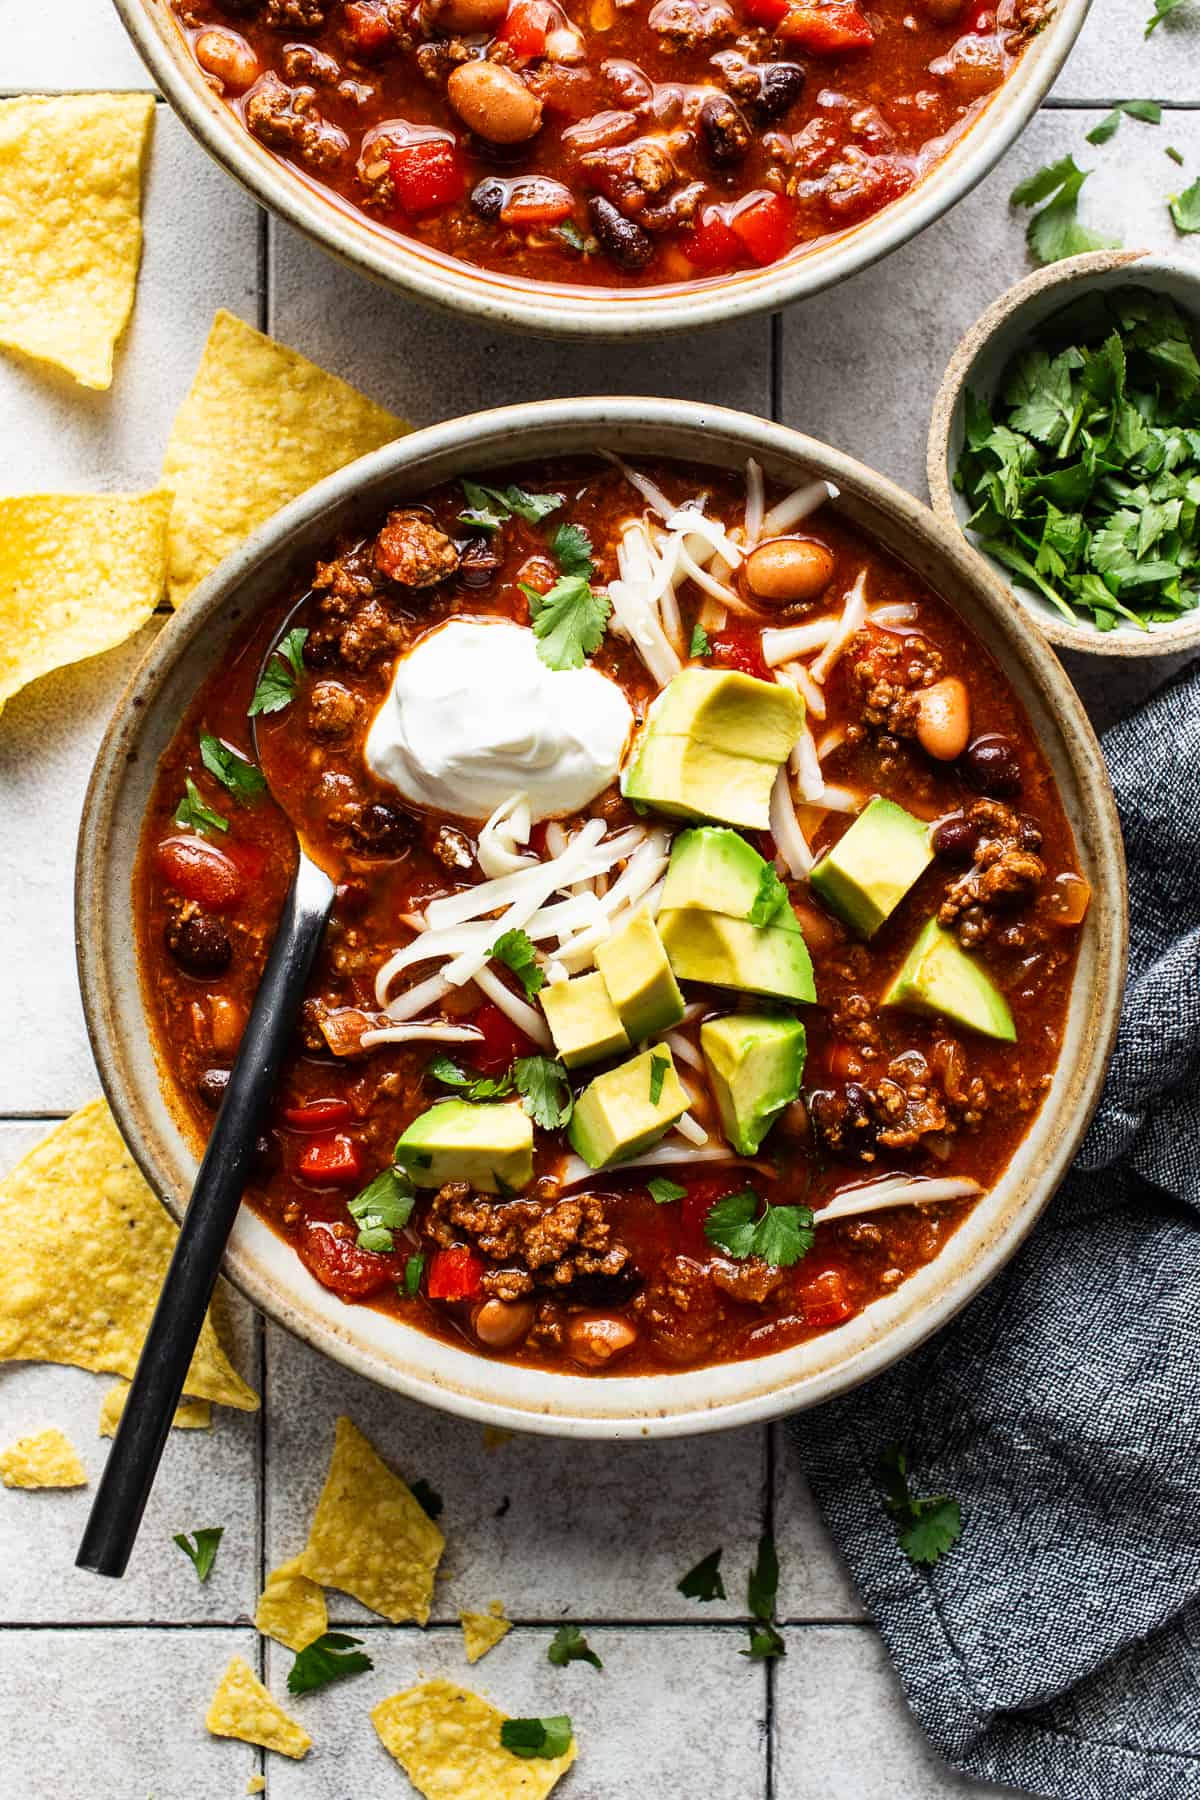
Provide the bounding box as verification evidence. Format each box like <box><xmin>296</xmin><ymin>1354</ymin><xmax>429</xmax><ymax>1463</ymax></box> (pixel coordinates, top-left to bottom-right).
<box><xmin>678</xmin><ymin>1548</ymin><xmax>726</xmax><ymax>1602</ymax></box>
<box><xmin>173</xmin><ymin>1527</ymin><xmax>223</xmax><ymax>1583</ymax></box>
<box><xmin>747</xmin><ymin>861</ymin><xmax>790</xmax><ymax>928</ymax></box>
<box><xmin>743</xmin><ymin>1621</ymin><xmax>787</xmax><ymax>1660</ymax></box>
<box><xmin>287</xmin><ymin>1631</ymin><xmax>373</xmax><ymax>1696</ymax></box>
<box><xmin>522</xmin><ymin>574</ymin><xmax>611</xmax><ymax>671</ymax></box>
<box><xmin>491</xmin><ymin>927</ymin><xmax>545</xmax><ymax>998</ymax></box>
<box><xmin>554</xmin><ymin>220</ymin><xmax>590</xmax><ymax>254</ymax></box>
<box><xmin>402</xmin><ymin>1252</ymin><xmax>425</xmax><ymax>1298</ymax></box>
<box><xmin>460</xmin><ymin>478</ymin><xmax>563</xmax><ymax>532</ymax></box>
<box><xmin>547</xmin><ymin>1624</ymin><xmax>603</xmax><ymax>1671</ymax></box>
<box><xmin>702</xmin><ymin>1188</ymin><xmax>758</xmax><ymax>1259</ymax></box>
<box><xmin>428</xmin><ymin>1053</ymin><xmax>514</xmax><ymax>1102</ymax></box>
<box><xmin>1010</xmin><ymin>156</ymin><xmax>1120</xmax><ymax>266</ymax></box>
<box><xmin>1170</xmin><ymin>176</ymin><xmax>1200</xmax><ymax>234</ymax></box>
<box><xmin>741</xmin><ymin>1534</ymin><xmax>786</xmax><ymax>1659</ymax></box>
<box><xmin>878</xmin><ymin>1444</ymin><xmax>963</xmax><ymax>1569</ymax></box>
<box><xmin>1146</xmin><ymin>0</ymin><xmax>1186</xmax><ymax>34</ymax></box>
<box><xmin>703</xmin><ymin>1189</ymin><xmax>815</xmax><ymax>1268</ymax></box>
<box><xmin>514</xmin><ymin>1055</ymin><xmax>573</xmax><ymax>1129</ymax></box>
<box><xmin>409</xmin><ymin>1477</ymin><xmax>443</xmax><ymax>1520</ymax></box>
<box><xmin>648</xmin><ymin>1052</ymin><xmax>669</xmax><ymax>1107</ymax></box>
<box><xmin>1086</xmin><ymin>99</ymin><xmax>1161</xmax><ymax>144</ymax></box>
<box><xmin>347</xmin><ymin>1167</ymin><xmax>415</xmax><ymax>1252</ymax></box>
<box><xmin>1167</xmin><ymin>144</ymin><xmax>1185</xmax><ymax>166</ymax></box>
<box><xmin>500</xmin><ymin>1716</ymin><xmax>574</xmax><ymax>1760</ymax></box>
<box><xmin>647</xmin><ymin>1176</ymin><xmax>686</xmax><ymax>1205</ymax></box>
<box><xmin>552</xmin><ymin>521</ymin><xmax>595</xmax><ymax>579</ymax></box>
<box><xmin>173</xmin><ymin>777</ymin><xmax>229</xmax><ymax>838</ymax></box>
<box><xmin>248</xmin><ymin>626</ymin><xmax>308</xmax><ymax>716</ymax></box>
<box><xmin>688</xmin><ymin>621</ymin><xmax>711</xmax><ymax>658</ymax></box>
<box><xmin>199</xmin><ymin>734</ymin><xmax>266</xmax><ymax>805</ymax></box>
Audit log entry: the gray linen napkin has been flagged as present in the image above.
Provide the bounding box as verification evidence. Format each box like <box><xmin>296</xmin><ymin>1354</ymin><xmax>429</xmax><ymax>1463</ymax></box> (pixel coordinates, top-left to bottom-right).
<box><xmin>794</xmin><ymin>664</ymin><xmax>1200</xmax><ymax>1800</ymax></box>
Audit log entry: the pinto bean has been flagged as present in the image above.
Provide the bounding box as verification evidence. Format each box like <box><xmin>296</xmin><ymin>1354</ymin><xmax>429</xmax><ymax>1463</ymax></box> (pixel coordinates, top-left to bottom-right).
<box><xmin>447</xmin><ymin>62</ymin><xmax>543</xmax><ymax>144</ymax></box>
<box><xmin>473</xmin><ymin>1298</ymin><xmax>535</xmax><ymax>1347</ymax></box>
<box><xmin>565</xmin><ymin>1312</ymin><xmax>638</xmax><ymax>1367</ymax></box>
<box><xmin>587</xmin><ymin>195</ymin><xmax>654</xmax><ymax>270</ymax></box>
<box><xmin>425</xmin><ymin>0</ymin><xmax>509</xmax><ymax>30</ymax></box>
<box><xmin>745</xmin><ymin>536</ymin><xmax>835</xmax><ymax>605</ymax></box>
<box><xmin>919</xmin><ymin>0</ymin><xmax>966</xmax><ymax>18</ymax></box>
<box><xmin>915</xmin><ymin>676</ymin><xmax>971</xmax><ymax>761</ymax></box>
<box><xmin>195</xmin><ymin>27</ymin><xmax>260</xmax><ymax>91</ymax></box>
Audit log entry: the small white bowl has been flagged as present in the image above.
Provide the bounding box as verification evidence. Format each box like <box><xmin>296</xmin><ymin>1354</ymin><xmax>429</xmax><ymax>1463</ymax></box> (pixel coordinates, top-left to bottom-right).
<box><xmin>927</xmin><ymin>250</ymin><xmax>1200</xmax><ymax>659</ymax></box>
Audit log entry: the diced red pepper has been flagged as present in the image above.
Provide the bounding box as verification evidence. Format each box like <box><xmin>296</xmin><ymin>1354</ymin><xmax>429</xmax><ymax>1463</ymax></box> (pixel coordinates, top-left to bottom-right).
<box><xmin>427</xmin><ymin>1246</ymin><xmax>486</xmax><ymax>1302</ymax></box>
<box><xmin>342</xmin><ymin>0</ymin><xmax>396</xmax><ymax>54</ymax></box>
<box><xmin>797</xmin><ymin>1266</ymin><xmax>856</xmax><ymax>1328</ymax></box>
<box><xmin>500</xmin><ymin>177</ymin><xmax>574</xmax><ymax>227</ymax></box>
<box><xmin>387</xmin><ymin>139</ymin><xmax>465</xmax><ymax>218</ymax></box>
<box><xmin>298</xmin><ymin>1133</ymin><xmax>364</xmax><ymax>1186</ymax></box>
<box><xmin>283</xmin><ymin>1099</ymin><xmax>353</xmax><ymax>1132</ymax></box>
<box><xmin>297</xmin><ymin>1217</ymin><xmax>403</xmax><ymax>1299</ymax></box>
<box><xmin>743</xmin><ymin>0</ymin><xmax>790</xmax><ymax>23</ymax></box>
<box><xmin>154</xmin><ymin>836</ymin><xmax>243</xmax><ymax>912</ymax></box>
<box><xmin>730</xmin><ymin>192</ymin><xmax>794</xmax><ymax>267</ymax></box>
<box><xmin>776</xmin><ymin>4</ymin><xmax>876</xmax><ymax>53</ymax></box>
<box><xmin>499</xmin><ymin>0</ymin><xmax>554</xmax><ymax>59</ymax></box>
<box><xmin>468</xmin><ymin>998</ymin><xmax>535</xmax><ymax>1075</ymax></box>
<box><xmin>685</xmin><ymin>211</ymin><xmax>744</xmax><ymax>271</ymax></box>
<box><xmin>709</xmin><ymin>625</ymin><xmax>773</xmax><ymax>682</ymax></box>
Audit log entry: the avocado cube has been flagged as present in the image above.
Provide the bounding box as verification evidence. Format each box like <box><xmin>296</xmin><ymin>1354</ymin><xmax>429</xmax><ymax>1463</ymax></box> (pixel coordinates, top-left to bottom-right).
<box><xmin>883</xmin><ymin>919</ymin><xmax>1016</xmax><ymax>1042</ymax></box>
<box><xmin>594</xmin><ymin>909</ymin><xmax>685</xmax><ymax>1042</ymax></box>
<box><xmin>661</xmin><ymin>826</ymin><xmax>799</xmax><ymax>931</ymax></box>
<box><xmin>648</xmin><ymin>668</ymin><xmax>804</xmax><ymax>762</ymax></box>
<box><xmin>622</xmin><ymin>733</ymin><xmax>778</xmax><ymax>830</ymax></box>
<box><xmin>395</xmin><ymin>1099</ymin><xmax>534</xmax><ymax>1192</ymax></box>
<box><xmin>659</xmin><ymin>908</ymin><xmax>816</xmax><ymax>1003</ymax></box>
<box><xmin>701</xmin><ymin>1013</ymin><xmax>807</xmax><ymax>1156</ymax></box>
<box><xmin>567</xmin><ymin>1046</ymin><xmax>688</xmax><ymax>1170</ymax></box>
<box><xmin>540</xmin><ymin>972</ymin><xmax>630</xmax><ymax>1070</ymax></box>
<box><xmin>810</xmin><ymin>797</ymin><xmax>934</xmax><ymax>938</ymax></box>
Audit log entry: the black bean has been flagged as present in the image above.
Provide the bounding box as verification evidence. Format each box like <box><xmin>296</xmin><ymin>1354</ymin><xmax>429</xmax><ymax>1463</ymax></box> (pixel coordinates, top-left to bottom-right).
<box><xmin>165</xmin><ymin>910</ymin><xmax>233</xmax><ymax>974</ymax></box>
<box><xmin>197</xmin><ymin>1067</ymin><xmax>231</xmax><ymax>1110</ymax></box>
<box><xmin>698</xmin><ymin>94</ymin><xmax>751</xmax><ymax>167</ymax></box>
<box><xmin>470</xmin><ymin>176</ymin><xmax>506</xmax><ymax>221</ymax></box>
<box><xmin>932</xmin><ymin>815</ymin><xmax>980</xmax><ymax>863</ymax></box>
<box><xmin>749</xmin><ymin>61</ymin><xmax>806</xmax><ymax>124</ymax></box>
<box><xmin>347</xmin><ymin>800</ymin><xmax>414</xmax><ymax>856</ymax></box>
<box><xmin>964</xmin><ymin>734</ymin><xmax>1022</xmax><ymax>797</ymax></box>
<box><xmin>587</xmin><ymin>196</ymin><xmax>654</xmax><ymax>272</ymax></box>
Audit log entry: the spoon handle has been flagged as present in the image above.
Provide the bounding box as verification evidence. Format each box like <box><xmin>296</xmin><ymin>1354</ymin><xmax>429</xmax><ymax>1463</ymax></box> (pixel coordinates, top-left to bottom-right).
<box><xmin>77</xmin><ymin>850</ymin><xmax>336</xmax><ymax>1578</ymax></box>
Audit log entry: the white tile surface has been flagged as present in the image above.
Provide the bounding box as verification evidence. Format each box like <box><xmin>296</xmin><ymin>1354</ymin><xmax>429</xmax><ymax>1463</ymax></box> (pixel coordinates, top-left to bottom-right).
<box><xmin>1056</xmin><ymin>1</ymin><xmax>1200</xmax><ymax>104</ymax></box>
<box><xmin>0</xmin><ymin>0</ymin><xmax>155</xmax><ymax>93</ymax></box>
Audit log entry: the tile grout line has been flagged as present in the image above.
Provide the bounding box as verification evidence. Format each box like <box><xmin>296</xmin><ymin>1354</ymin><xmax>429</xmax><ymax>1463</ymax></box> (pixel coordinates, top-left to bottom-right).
<box><xmin>0</xmin><ymin>1616</ymin><xmax>874</xmax><ymax>1632</ymax></box>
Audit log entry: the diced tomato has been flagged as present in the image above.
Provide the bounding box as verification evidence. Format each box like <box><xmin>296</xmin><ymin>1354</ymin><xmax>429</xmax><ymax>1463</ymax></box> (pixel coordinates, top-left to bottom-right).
<box><xmin>154</xmin><ymin>835</ymin><xmax>243</xmax><ymax>912</ymax></box>
<box><xmin>387</xmin><ymin>139</ymin><xmax>465</xmax><ymax>218</ymax></box>
<box><xmin>685</xmin><ymin>211</ymin><xmax>744</xmax><ymax>271</ymax></box>
<box><xmin>342</xmin><ymin>0</ymin><xmax>396</xmax><ymax>53</ymax></box>
<box><xmin>797</xmin><ymin>1266</ymin><xmax>856</xmax><ymax>1328</ymax></box>
<box><xmin>427</xmin><ymin>1246</ymin><xmax>486</xmax><ymax>1302</ymax></box>
<box><xmin>298</xmin><ymin>1133</ymin><xmax>364</xmax><ymax>1186</ymax></box>
<box><xmin>283</xmin><ymin>1099</ymin><xmax>353</xmax><ymax>1131</ymax></box>
<box><xmin>709</xmin><ymin>625</ymin><xmax>772</xmax><ymax>682</ymax></box>
<box><xmin>776</xmin><ymin>3</ymin><xmax>876</xmax><ymax>52</ymax></box>
<box><xmin>500</xmin><ymin>0</ymin><xmax>554</xmax><ymax>59</ymax></box>
<box><xmin>730</xmin><ymin>193</ymin><xmax>794</xmax><ymax>267</ymax></box>
<box><xmin>743</xmin><ymin>0</ymin><xmax>789</xmax><ymax>23</ymax></box>
<box><xmin>468</xmin><ymin>998</ymin><xmax>534</xmax><ymax>1075</ymax></box>
<box><xmin>297</xmin><ymin>1217</ymin><xmax>403</xmax><ymax>1299</ymax></box>
<box><xmin>500</xmin><ymin>177</ymin><xmax>574</xmax><ymax>227</ymax></box>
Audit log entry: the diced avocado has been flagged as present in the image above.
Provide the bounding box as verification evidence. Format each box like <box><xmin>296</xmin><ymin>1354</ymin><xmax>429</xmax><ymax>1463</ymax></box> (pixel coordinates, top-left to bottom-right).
<box><xmin>883</xmin><ymin>919</ymin><xmax>1016</xmax><ymax>1042</ymax></box>
<box><xmin>622</xmin><ymin>732</ymin><xmax>777</xmax><ymax>830</ymax></box>
<box><xmin>540</xmin><ymin>972</ymin><xmax>630</xmax><ymax>1070</ymax></box>
<box><xmin>700</xmin><ymin>1013</ymin><xmax>807</xmax><ymax>1156</ymax></box>
<box><xmin>594</xmin><ymin>909</ymin><xmax>685</xmax><ymax>1042</ymax></box>
<box><xmin>810</xmin><ymin>797</ymin><xmax>934</xmax><ymax>938</ymax></box>
<box><xmin>661</xmin><ymin>826</ymin><xmax>799</xmax><ymax>932</ymax></box>
<box><xmin>567</xmin><ymin>1046</ymin><xmax>688</xmax><ymax>1170</ymax></box>
<box><xmin>395</xmin><ymin>1099</ymin><xmax>534</xmax><ymax>1193</ymax></box>
<box><xmin>648</xmin><ymin>668</ymin><xmax>803</xmax><ymax>763</ymax></box>
<box><xmin>659</xmin><ymin>908</ymin><xmax>816</xmax><ymax>1003</ymax></box>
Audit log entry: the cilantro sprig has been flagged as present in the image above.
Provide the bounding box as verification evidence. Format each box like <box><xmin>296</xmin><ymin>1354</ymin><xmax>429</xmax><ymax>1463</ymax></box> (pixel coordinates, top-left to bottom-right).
<box><xmin>402</xmin><ymin>1252</ymin><xmax>426</xmax><ymax>1299</ymax></box>
<box><xmin>648</xmin><ymin>1052</ymin><xmax>669</xmax><ymax>1107</ymax></box>
<box><xmin>500</xmin><ymin>1716</ymin><xmax>574</xmax><ymax>1760</ymax></box>
<box><xmin>173</xmin><ymin>1526</ymin><xmax>223</xmax><ymax>1583</ymax></box>
<box><xmin>747</xmin><ymin>862</ymin><xmax>790</xmax><ymax>929</ymax></box>
<box><xmin>955</xmin><ymin>286</ymin><xmax>1200</xmax><ymax>630</ymax></box>
<box><xmin>677</xmin><ymin>1548</ymin><xmax>726</xmax><ymax>1603</ymax></box>
<box><xmin>428</xmin><ymin>1053</ymin><xmax>515</xmax><ymax>1102</ymax></box>
<box><xmin>703</xmin><ymin>1188</ymin><xmax>815</xmax><ymax>1269</ymax></box>
<box><xmin>173</xmin><ymin>777</ymin><xmax>229</xmax><ymax>838</ymax></box>
<box><xmin>520</xmin><ymin>522</ymin><xmax>612</xmax><ymax>671</ymax></box>
<box><xmin>1010</xmin><ymin>155</ymin><xmax>1120</xmax><ymax>266</ymax></box>
<box><xmin>547</xmin><ymin>1624</ymin><xmax>603</xmax><ymax>1671</ymax></box>
<box><xmin>878</xmin><ymin>1444</ymin><xmax>963</xmax><ymax>1568</ymax></box>
<box><xmin>1086</xmin><ymin>99</ymin><xmax>1161</xmax><ymax>145</ymax></box>
<box><xmin>491</xmin><ymin>927</ymin><xmax>545</xmax><ymax>998</ymax></box>
<box><xmin>248</xmin><ymin>626</ymin><xmax>308</xmax><ymax>717</ymax></box>
<box><xmin>1170</xmin><ymin>176</ymin><xmax>1200</xmax><ymax>234</ymax></box>
<box><xmin>742</xmin><ymin>1533</ymin><xmax>785</xmax><ymax>1661</ymax></box>
<box><xmin>459</xmin><ymin>478</ymin><xmax>563</xmax><ymax>534</ymax></box>
<box><xmin>1146</xmin><ymin>0</ymin><xmax>1186</xmax><ymax>34</ymax></box>
<box><xmin>647</xmin><ymin>1176</ymin><xmax>686</xmax><ymax>1206</ymax></box>
<box><xmin>347</xmin><ymin>1166</ymin><xmax>415</xmax><ymax>1253</ymax></box>
<box><xmin>199</xmin><ymin>733</ymin><xmax>266</xmax><ymax>805</ymax></box>
<box><xmin>514</xmin><ymin>1055</ymin><xmax>573</xmax><ymax>1129</ymax></box>
<box><xmin>287</xmin><ymin>1631</ymin><xmax>373</xmax><ymax>1696</ymax></box>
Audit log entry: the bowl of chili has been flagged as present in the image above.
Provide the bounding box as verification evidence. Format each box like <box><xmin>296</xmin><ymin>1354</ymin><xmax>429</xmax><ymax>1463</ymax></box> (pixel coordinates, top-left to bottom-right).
<box><xmin>78</xmin><ymin>397</ymin><xmax>1126</xmax><ymax>1436</ymax></box>
<box><xmin>115</xmin><ymin>0</ymin><xmax>1091</xmax><ymax>336</ymax></box>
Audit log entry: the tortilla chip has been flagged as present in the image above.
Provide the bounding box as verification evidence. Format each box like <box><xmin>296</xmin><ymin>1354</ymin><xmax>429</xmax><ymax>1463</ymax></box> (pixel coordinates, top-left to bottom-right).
<box><xmin>0</xmin><ymin>489</ymin><xmax>170</xmax><ymax>716</ymax></box>
<box><xmin>206</xmin><ymin>1656</ymin><xmax>311</xmax><ymax>1761</ymax></box>
<box><xmin>162</xmin><ymin>310</ymin><xmax>405</xmax><ymax>606</ymax></box>
<box><xmin>372</xmin><ymin>1680</ymin><xmax>576</xmax><ymax>1800</ymax></box>
<box><xmin>0</xmin><ymin>1427</ymin><xmax>86</xmax><ymax>1489</ymax></box>
<box><xmin>460</xmin><ymin>1609</ymin><xmax>512</xmax><ymax>1663</ymax></box>
<box><xmin>99</xmin><ymin>1381</ymin><xmax>211</xmax><ymax>1437</ymax></box>
<box><xmin>297</xmin><ymin>1416</ymin><xmax>443</xmax><ymax>1624</ymax></box>
<box><xmin>247</xmin><ymin>1780</ymin><xmax>266</xmax><ymax>1796</ymax></box>
<box><xmin>0</xmin><ymin>1101</ymin><xmax>257</xmax><ymax>1410</ymax></box>
<box><xmin>254</xmin><ymin>1555</ymin><xmax>328</xmax><ymax>1653</ymax></box>
<box><xmin>0</xmin><ymin>94</ymin><xmax>153</xmax><ymax>388</ymax></box>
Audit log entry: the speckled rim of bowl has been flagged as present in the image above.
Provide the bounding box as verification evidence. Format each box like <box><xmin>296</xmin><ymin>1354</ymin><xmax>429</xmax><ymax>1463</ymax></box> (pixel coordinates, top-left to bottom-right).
<box><xmin>928</xmin><ymin>249</ymin><xmax>1200</xmax><ymax>658</ymax></box>
<box><xmin>77</xmin><ymin>397</ymin><xmax>1126</xmax><ymax>1438</ymax></box>
<box><xmin>113</xmin><ymin>0</ymin><xmax>1092</xmax><ymax>340</ymax></box>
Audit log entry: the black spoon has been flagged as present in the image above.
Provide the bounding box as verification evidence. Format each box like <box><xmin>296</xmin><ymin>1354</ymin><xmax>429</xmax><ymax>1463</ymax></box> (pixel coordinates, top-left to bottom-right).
<box><xmin>78</xmin><ymin>600</ymin><xmax>336</xmax><ymax>1578</ymax></box>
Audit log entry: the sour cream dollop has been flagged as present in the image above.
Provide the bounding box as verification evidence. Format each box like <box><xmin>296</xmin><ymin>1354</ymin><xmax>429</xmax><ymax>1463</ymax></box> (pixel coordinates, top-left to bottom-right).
<box><xmin>364</xmin><ymin>618</ymin><xmax>633</xmax><ymax>822</ymax></box>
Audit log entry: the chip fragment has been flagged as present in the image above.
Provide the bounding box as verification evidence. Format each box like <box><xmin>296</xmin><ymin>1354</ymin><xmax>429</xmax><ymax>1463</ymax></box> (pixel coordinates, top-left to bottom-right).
<box><xmin>460</xmin><ymin>1608</ymin><xmax>513</xmax><ymax>1663</ymax></box>
<box><xmin>372</xmin><ymin>1680</ymin><xmax>576</xmax><ymax>1800</ymax></box>
<box><xmin>246</xmin><ymin>1780</ymin><xmax>266</xmax><ymax>1796</ymax></box>
<box><xmin>0</xmin><ymin>1427</ymin><xmax>86</xmax><ymax>1489</ymax></box>
<box><xmin>254</xmin><ymin>1554</ymin><xmax>328</xmax><ymax>1653</ymax></box>
<box><xmin>205</xmin><ymin>1656</ymin><xmax>311</xmax><ymax>1760</ymax></box>
<box><xmin>297</xmin><ymin>1416</ymin><xmax>443</xmax><ymax>1624</ymax></box>
<box><xmin>162</xmin><ymin>310</ymin><xmax>405</xmax><ymax>606</ymax></box>
<box><xmin>99</xmin><ymin>1382</ymin><xmax>211</xmax><ymax>1437</ymax></box>
<box><xmin>0</xmin><ymin>1101</ymin><xmax>257</xmax><ymax>1410</ymax></box>
<box><xmin>0</xmin><ymin>490</ymin><xmax>170</xmax><ymax>717</ymax></box>
<box><xmin>0</xmin><ymin>93</ymin><xmax>154</xmax><ymax>388</ymax></box>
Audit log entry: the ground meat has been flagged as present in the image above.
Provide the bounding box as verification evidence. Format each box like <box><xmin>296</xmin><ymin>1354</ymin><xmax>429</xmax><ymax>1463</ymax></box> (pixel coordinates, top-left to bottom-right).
<box><xmin>939</xmin><ymin>799</ymin><xmax>1045</xmax><ymax>946</ymax></box>
<box><xmin>710</xmin><ymin>1257</ymin><xmax>784</xmax><ymax>1304</ymax></box>
<box><xmin>313</xmin><ymin>543</ymin><xmax>379</xmax><ymax>610</ymax></box>
<box><xmin>848</xmin><ymin>626</ymin><xmax>944</xmax><ymax>740</ymax></box>
<box><xmin>373</xmin><ymin>510</ymin><xmax>460</xmax><ymax>588</ymax></box>
<box><xmin>281</xmin><ymin>42</ymin><xmax>341</xmax><ymax>83</ymax></box>
<box><xmin>810</xmin><ymin>1081</ymin><xmax>879</xmax><ymax>1162</ymax></box>
<box><xmin>165</xmin><ymin>902</ymin><xmax>232</xmax><ymax>974</ymax></box>
<box><xmin>648</xmin><ymin>0</ymin><xmax>736</xmax><ymax>42</ymax></box>
<box><xmin>310</xmin><ymin>597</ymin><xmax>405</xmax><ymax>671</ymax></box>
<box><xmin>262</xmin><ymin>0</ymin><xmax>326</xmax><ymax>26</ymax></box>
<box><xmin>244</xmin><ymin>71</ymin><xmax>348</xmax><ymax>170</ymax></box>
<box><xmin>426</xmin><ymin>1184</ymin><xmax>633</xmax><ymax>1299</ymax></box>
<box><xmin>327</xmin><ymin>798</ymin><xmax>415</xmax><ymax>856</ymax></box>
<box><xmin>308</xmin><ymin>679</ymin><xmax>359</xmax><ymax>739</ymax></box>
<box><xmin>868</xmin><ymin>1049</ymin><xmax>950</xmax><ymax>1149</ymax></box>
<box><xmin>581</xmin><ymin>137</ymin><xmax>677</xmax><ymax>215</ymax></box>
<box><xmin>428</xmin><ymin>824</ymin><xmax>474</xmax><ymax>871</ymax></box>
<box><xmin>634</xmin><ymin>1254</ymin><xmax>719</xmax><ymax>1365</ymax></box>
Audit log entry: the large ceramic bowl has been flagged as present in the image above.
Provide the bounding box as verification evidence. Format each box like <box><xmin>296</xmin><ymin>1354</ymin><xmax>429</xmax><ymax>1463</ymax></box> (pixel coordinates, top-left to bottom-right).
<box><xmin>77</xmin><ymin>398</ymin><xmax>1126</xmax><ymax>1437</ymax></box>
<box><xmin>114</xmin><ymin>0</ymin><xmax>1092</xmax><ymax>339</ymax></box>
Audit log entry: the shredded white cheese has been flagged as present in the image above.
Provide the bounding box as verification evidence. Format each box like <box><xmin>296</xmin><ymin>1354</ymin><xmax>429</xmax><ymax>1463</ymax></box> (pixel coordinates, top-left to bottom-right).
<box><xmin>817</xmin><ymin>1174</ymin><xmax>982</xmax><ymax>1221</ymax></box>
